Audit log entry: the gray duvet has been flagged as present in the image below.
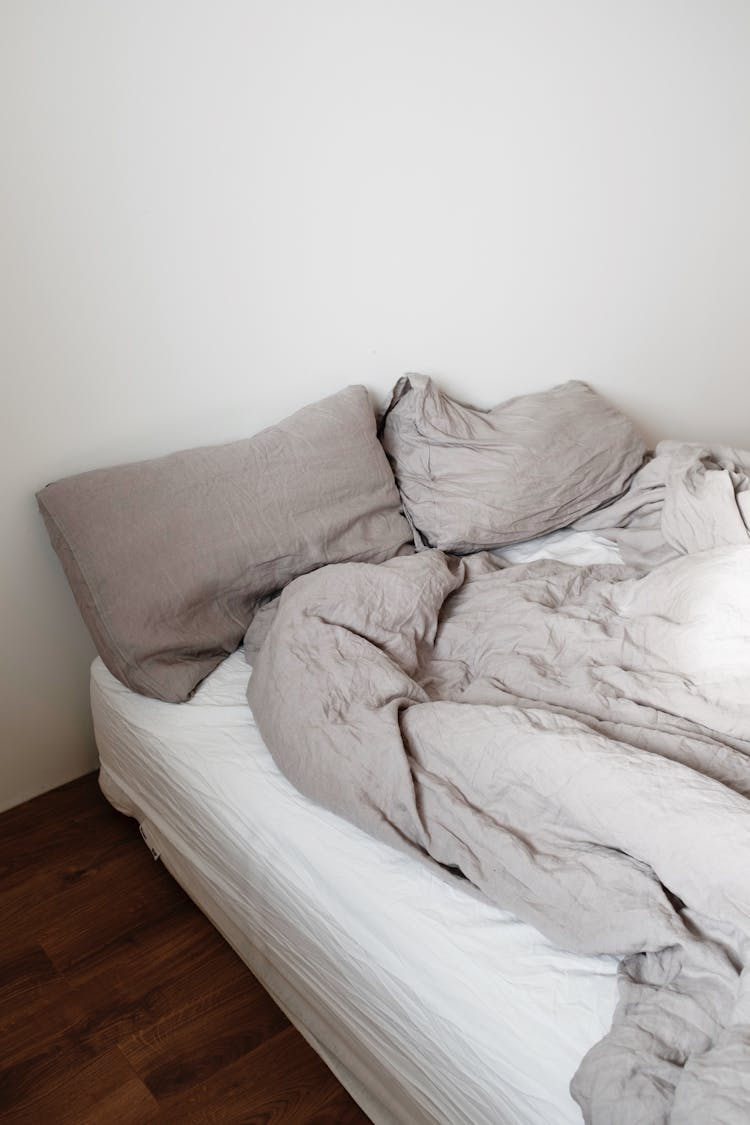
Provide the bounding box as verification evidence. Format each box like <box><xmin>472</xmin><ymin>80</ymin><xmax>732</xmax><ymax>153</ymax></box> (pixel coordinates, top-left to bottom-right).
<box><xmin>248</xmin><ymin>458</ymin><xmax>750</xmax><ymax>1124</ymax></box>
<box><xmin>574</xmin><ymin>440</ymin><xmax>750</xmax><ymax>571</ymax></box>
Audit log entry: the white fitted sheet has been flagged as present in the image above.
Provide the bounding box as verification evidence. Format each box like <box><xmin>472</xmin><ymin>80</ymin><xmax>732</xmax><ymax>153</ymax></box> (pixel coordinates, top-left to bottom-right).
<box><xmin>91</xmin><ymin>530</ymin><xmax>623</xmax><ymax>1125</ymax></box>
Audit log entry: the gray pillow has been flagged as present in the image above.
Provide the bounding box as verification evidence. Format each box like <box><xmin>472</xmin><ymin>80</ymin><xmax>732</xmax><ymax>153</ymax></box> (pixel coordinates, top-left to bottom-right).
<box><xmin>38</xmin><ymin>385</ymin><xmax>413</xmax><ymax>702</ymax></box>
<box><xmin>380</xmin><ymin>375</ymin><xmax>647</xmax><ymax>552</ymax></box>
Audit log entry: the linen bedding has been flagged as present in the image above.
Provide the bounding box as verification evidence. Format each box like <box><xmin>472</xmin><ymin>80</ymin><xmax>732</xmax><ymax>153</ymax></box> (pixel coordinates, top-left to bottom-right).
<box><xmin>92</xmin><ymin>526</ymin><xmax>627</xmax><ymax>1125</ymax></box>
<box><xmin>573</xmin><ymin>440</ymin><xmax>750</xmax><ymax>570</ymax></box>
<box><xmin>379</xmin><ymin>375</ymin><xmax>646</xmax><ymax>553</ymax></box>
<box><xmin>248</xmin><ymin>456</ymin><xmax>750</xmax><ymax>1124</ymax></box>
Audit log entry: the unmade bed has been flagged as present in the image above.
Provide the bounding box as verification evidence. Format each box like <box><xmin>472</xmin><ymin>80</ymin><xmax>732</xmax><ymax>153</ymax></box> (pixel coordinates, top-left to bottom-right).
<box><xmin>38</xmin><ymin>376</ymin><xmax>750</xmax><ymax>1123</ymax></box>
<box><xmin>92</xmin><ymin>531</ymin><xmax>625</xmax><ymax>1125</ymax></box>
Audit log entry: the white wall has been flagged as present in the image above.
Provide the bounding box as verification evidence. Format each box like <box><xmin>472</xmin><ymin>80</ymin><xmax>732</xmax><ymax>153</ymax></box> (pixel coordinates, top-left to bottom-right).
<box><xmin>2</xmin><ymin>0</ymin><xmax>749</xmax><ymax>811</ymax></box>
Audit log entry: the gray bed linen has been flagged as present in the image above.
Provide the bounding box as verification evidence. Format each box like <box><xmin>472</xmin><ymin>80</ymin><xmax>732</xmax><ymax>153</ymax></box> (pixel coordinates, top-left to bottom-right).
<box><xmin>37</xmin><ymin>385</ymin><xmax>413</xmax><ymax>702</ymax></box>
<box><xmin>248</xmin><ymin>535</ymin><xmax>750</xmax><ymax>1123</ymax></box>
<box><xmin>574</xmin><ymin>441</ymin><xmax>750</xmax><ymax>570</ymax></box>
<box><xmin>380</xmin><ymin>375</ymin><xmax>647</xmax><ymax>552</ymax></box>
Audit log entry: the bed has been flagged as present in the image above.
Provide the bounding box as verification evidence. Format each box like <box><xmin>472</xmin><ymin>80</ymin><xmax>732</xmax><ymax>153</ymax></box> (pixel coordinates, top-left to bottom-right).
<box><xmin>93</xmin><ymin>530</ymin><xmax>624</xmax><ymax>1125</ymax></box>
<box><xmin>38</xmin><ymin>377</ymin><xmax>750</xmax><ymax>1124</ymax></box>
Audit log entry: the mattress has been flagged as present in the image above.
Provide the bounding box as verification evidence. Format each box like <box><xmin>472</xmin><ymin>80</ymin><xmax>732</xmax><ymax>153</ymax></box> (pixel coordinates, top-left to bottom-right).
<box><xmin>91</xmin><ymin>529</ymin><xmax>624</xmax><ymax>1125</ymax></box>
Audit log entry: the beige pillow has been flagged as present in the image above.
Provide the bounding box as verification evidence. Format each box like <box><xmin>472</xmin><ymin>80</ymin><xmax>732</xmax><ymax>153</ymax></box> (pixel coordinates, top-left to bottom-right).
<box><xmin>38</xmin><ymin>385</ymin><xmax>413</xmax><ymax>701</ymax></box>
<box><xmin>380</xmin><ymin>375</ymin><xmax>647</xmax><ymax>552</ymax></box>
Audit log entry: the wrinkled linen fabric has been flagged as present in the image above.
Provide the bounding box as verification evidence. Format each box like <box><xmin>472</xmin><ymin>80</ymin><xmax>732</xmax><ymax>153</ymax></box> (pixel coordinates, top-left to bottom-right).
<box><xmin>379</xmin><ymin>374</ymin><xmax>647</xmax><ymax>552</ymax></box>
<box><xmin>248</xmin><ymin>541</ymin><xmax>750</xmax><ymax>1124</ymax></box>
<box><xmin>573</xmin><ymin>441</ymin><xmax>750</xmax><ymax>570</ymax></box>
<box><xmin>37</xmin><ymin>385</ymin><xmax>413</xmax><ymax>702</ymax></box>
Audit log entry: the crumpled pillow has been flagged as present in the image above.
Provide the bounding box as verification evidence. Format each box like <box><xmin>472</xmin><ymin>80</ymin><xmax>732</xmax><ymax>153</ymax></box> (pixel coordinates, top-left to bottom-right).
<box><xmin>379</xmin><ymin>375</ymin><xmax>647</xmax><ymax>552</ymax></box>
<box><xmin>38</xmin><ymin>385</ymin><xmax>414</xmax><ymax>701</ymax></box>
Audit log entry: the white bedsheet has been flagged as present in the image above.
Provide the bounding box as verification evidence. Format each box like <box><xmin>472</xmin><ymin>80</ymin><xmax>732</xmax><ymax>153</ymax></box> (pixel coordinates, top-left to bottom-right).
<box><xmin>91</xmin><ymin>531</ymin><xmax>623</xmax><ymax>1125</ymax></box>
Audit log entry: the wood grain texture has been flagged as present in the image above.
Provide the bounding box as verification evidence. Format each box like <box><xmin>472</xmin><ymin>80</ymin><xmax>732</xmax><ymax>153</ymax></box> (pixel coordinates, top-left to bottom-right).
<box><xmin>0</xmin><ymin>773</ymin><xmax>372</xmax><ymax>1124</ymax></box>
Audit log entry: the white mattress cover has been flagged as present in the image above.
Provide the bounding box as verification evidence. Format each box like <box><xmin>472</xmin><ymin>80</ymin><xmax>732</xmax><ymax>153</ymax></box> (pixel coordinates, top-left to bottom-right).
<box><xmin>91</xmin><ymin>530</ymin><xmax>623</xmax><ymax>1125</ymax></box>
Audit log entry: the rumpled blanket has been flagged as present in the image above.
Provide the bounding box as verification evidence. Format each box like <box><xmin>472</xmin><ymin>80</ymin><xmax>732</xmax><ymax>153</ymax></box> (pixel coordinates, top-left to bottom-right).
<box><xmin>248</xmin><ymin>450</ymin><xmax>750</xmax><ymax>1124</ymax></box>
<box><xmin>573</xmin><ymin>441</ymin><xmax>750</xmax><ymax>569</ymax></box>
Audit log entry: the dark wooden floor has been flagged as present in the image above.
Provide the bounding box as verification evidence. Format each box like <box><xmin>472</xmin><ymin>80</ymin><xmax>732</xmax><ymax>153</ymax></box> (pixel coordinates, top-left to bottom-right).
<box><xmin>0</xmin><ymin>773</ymin><xmax>372</xmax><ymax>1124</ymax></box>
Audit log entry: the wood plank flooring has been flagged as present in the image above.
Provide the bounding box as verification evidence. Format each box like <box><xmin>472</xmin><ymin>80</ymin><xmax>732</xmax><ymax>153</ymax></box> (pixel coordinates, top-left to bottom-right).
<box><xmin>0</xmin><ymin>773</ymin><xmax>372</xmax><ymax>1124</ymax></box>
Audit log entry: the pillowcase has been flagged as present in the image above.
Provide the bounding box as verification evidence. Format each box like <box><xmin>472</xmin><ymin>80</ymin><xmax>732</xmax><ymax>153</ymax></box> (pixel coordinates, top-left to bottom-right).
<box><xmin>37</xmin><ymin>385</ymin><xmax>413</xmax><ymax>702</ymax></box>
<box><xmin>379</xmin><ymin>375</ymin><xmax>647</xmax><ymax>552</ymax></box>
